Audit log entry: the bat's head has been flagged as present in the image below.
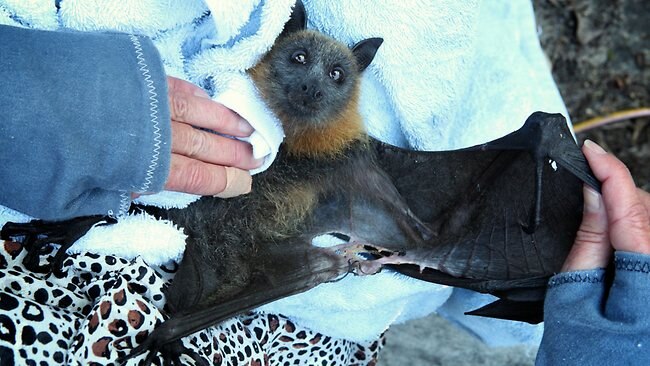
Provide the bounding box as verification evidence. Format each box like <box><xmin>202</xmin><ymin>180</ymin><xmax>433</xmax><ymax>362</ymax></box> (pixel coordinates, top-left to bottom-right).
<box><xmin>250</xmin><ymin>0</ymin><xmax>383</xmax><ymax>158</ymax></box>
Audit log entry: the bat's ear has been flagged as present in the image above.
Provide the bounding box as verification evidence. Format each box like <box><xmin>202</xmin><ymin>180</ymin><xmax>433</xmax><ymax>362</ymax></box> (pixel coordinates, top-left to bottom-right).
<box><xmin>351</xmin><ymin>38</ymin><xmax>384</xmax><ymax>72</ymax></box>
<box><xmin>280</xmin><ymin>0</ymin><xmax>307</xmax><ymax>38</ymax></box>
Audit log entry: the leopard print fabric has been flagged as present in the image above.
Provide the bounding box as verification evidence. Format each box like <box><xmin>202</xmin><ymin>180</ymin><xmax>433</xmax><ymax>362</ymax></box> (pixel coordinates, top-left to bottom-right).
<box><xmin>0</xmin><ymin>240</ymin><xmax>383</xmax><ymax>365</ymax></box>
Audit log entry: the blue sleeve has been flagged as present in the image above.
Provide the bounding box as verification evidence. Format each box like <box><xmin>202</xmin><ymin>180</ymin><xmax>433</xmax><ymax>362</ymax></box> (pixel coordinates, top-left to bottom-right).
<box><xmin>536</xmin><ymin>251</ymin><xmax>650</xmax><ymax>365</ymax></box>
<box><xmin>0</xmin><ymin>25</ymin><xmax>171</xmax><ymax>220</ymax></box>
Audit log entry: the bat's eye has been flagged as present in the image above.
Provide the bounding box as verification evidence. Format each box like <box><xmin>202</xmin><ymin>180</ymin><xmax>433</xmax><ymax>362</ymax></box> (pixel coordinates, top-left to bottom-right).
<box><xmin>329</xmin><ymin>67</ymin><xmax>345</xmax><ymax>83</ymax></box>
<box><xmin>291</xmin><ymin>50</ymin><xmax>307</xmax><ymax>64</ymax></box>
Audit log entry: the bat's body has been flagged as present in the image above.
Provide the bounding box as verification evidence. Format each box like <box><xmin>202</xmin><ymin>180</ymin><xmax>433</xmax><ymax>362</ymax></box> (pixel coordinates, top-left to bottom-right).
<box><xmin>1</xmin><ymin>1</ymin><xmax>599</xmax><ymax>364</ymax></box>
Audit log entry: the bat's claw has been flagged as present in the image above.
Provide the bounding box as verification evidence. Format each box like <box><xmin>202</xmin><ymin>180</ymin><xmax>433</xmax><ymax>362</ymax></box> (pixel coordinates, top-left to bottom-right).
<box><xmin>1</xmin><ymin>215</ymin><xmax>116</xmax><ymax>273</ymax></box>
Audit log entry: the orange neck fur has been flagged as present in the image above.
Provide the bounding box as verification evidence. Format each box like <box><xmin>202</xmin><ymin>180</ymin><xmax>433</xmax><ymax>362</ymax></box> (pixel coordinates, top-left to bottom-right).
<box><xmin>284</xmin><ymin>85</ymin><xmax>366</xmax><ymax>158</ymax></box>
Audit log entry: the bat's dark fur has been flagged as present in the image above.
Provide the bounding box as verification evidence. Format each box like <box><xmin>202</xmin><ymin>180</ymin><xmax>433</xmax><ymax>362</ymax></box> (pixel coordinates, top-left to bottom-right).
<box><xmin>1</xmin><ymin>1</ymin><xmax>600</xmax><ymax>364</ymax></box>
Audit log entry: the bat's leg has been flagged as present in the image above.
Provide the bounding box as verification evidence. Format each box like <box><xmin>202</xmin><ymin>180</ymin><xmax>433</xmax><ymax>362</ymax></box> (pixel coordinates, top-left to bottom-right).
<box><xmin>1</xmin><ymin>215</ymin><xmax>116</xmax><ymax>272</ymax></box>
<box><xmin>522</xmin><ymin>159</ymin><xmax>544</xmax><ymax>234</ymax></box>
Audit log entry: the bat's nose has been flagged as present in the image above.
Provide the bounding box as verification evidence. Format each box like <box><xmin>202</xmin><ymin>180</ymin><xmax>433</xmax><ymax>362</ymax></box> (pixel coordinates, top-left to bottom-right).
<box><xmin>301</xmin><ymin>84</ymin><xmax>323</xmax><ymax>102</ymax></box>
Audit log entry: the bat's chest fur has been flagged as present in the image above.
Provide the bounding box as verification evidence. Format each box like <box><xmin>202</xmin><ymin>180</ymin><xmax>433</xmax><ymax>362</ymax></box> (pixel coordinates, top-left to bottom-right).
<box><xmin>162</xmin><ymin>143</ymin><xmax>369</xmax><ymax>253</ymax></box>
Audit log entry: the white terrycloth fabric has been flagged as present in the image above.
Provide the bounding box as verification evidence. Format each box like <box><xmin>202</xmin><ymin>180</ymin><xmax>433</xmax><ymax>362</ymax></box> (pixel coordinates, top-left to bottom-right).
<box><xmin>261</xmin><ymin>271</ymin><xmax>454</xmax><ymax>342</ymax></box>
<box><xmin>65</xmin><ymin>213</ymin><xmax>188</xmax><ymax>265</ymax></box>
<box><xmin>302</xmin><ymin>0</ymin><xmax>570</xmax><ymax>150</ymax></box>
<box><xmin>0</xmin><ymin>0</ymin><xmax>565</xmax><ymax>345</ymax></box>
<box><xmin>214</xmin><ymin>73</ymin><xmax>286</xmax><ymax>174</ymax></box>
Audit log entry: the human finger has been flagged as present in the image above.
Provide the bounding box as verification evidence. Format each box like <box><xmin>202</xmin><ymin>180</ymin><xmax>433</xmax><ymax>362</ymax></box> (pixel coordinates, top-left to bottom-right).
<box><xmin>167</xmin><ymin>79</ymin><xmax>253</xmax><ymax>137</ymax></box>
<box><xmin>561</xmin><ymin>186</ymin><xmax>611</xmax><ymax>271</ymax></box>
<box><xmin>165</xmin><ymin>154</ymin><xmax>252</xmax><ymax>197</ymax></box>
<box><xmin>582</xmin><ymin>140</ymin><xmax>650</xmax><ymax>254</ymax></box>
<box><xmin>167</xmin><ymin>76</ymin><xmax>211</xmax><ymax>98</ymax></box>
<box><xmin>171</xmin><ymin>121</ymin><xmax>263</xmax><ymax>170</ymax></box>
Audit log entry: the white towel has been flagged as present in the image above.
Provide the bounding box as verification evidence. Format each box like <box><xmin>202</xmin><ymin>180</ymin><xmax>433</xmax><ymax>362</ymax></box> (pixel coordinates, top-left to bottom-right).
<box><xmin>0</xmin><ymin>0</ymin><xmax>566</xmax><ymax>345</ymax></box>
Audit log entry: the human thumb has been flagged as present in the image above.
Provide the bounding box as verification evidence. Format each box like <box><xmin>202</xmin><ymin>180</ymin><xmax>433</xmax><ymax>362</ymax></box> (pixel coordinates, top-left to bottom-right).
<box><xmin>561</xmin><ymin>186</ymin><xmax>611</xmax><ymax>271</ymax></box>
<box><xmin>582</xmin><ymin>140</ymin><xmax>650</xmax><ymax>254</ymax></box>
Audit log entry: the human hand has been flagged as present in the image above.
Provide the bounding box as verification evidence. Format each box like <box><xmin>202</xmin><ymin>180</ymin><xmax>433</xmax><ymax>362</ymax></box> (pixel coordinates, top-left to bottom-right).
<box><xmin>163</xmin><ymin>76</ymin><xmax>262</xmax><ymax>198</ymax></box>
<box><xmin>561</xmin><ymin>139</ymin><xmax>650</xmax><ymax>271</ymax></box>
<box><xmin>536</xmin><ymin>141</ymin><xmax>650</xmax><ymax>365</ymax></box>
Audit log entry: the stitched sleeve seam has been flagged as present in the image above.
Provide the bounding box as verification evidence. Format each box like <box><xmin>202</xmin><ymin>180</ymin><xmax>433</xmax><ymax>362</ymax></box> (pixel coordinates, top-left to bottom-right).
<box><xmin>128</xmin><ymin>34</ymin><xmax>162</xmax><ymax>194</ymax></box>
<box><xmin>118</xmin><ymin>190</ymin><xmax>131</xmax><ymax>217</ymax></box>
<box><xmin>107</xmin><ymin>191</ymin><xmax>131</xmax><ymax>218</ymax></box>
<box><xmin>547</xmin><ymin>272</ymin><xmax>605</xmax><ymax>289</ymax></box>
<box><xmin>615</xmin><ymin>257</ymin><xmax>650</xmax><ymax>274</ymax></box>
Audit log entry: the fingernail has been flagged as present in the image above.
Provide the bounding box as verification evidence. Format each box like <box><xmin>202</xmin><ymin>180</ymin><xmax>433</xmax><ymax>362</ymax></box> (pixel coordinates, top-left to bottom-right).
<box><xmin>214</xmin><ymin>167</ymin><xmax>252</xmax><ymax>198</ymax></box>
<box><xmin>584</xmin><ymin>139</ymin><xmax>607</xmax><ymax>155</ymax></box>
<box><xmin>583</xmin><ymin>186</ymin><xmax>602</xmax><ymax>213</ymax></box>
<box><xmin>238</xmin><ymin>118</ymin><xmax>254</xmax><ymax>135</ymax></box>
<box><xmin>193</xmin><ymin>88</ymin><xmax>211</xmax><ymax>98</ymax></box>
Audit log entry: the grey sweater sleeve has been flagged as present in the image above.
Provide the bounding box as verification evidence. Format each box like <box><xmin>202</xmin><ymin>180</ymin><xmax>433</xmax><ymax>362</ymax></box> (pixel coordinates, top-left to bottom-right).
<box><xmin>536</xmin><ymin>251</ymin><xmax>650</xmax><ymax>365</ymax></box>
<box><xmin>0</xmin><ymin>25</ymin><xmax>171</xmax><ymax>220</ymax></box>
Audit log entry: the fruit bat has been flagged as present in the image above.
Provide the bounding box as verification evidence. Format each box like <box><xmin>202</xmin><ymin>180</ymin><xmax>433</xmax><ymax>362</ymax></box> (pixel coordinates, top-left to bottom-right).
<box><xmin>1</xmin><ymin>0</ymin><xmax>599</xmax><ymax>364</ymax></box>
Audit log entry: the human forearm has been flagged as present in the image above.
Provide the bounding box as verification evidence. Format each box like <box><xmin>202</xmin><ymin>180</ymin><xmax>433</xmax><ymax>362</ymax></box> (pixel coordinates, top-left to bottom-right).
<box><xmin>537</xmin><ymin>251</ymin><xmax>650</xmax><ymax>365</ymax></box>
<box><xmin>0</xmin><ymin>25</ymin><xmax>171</xmax><ymax>219</ymax></box>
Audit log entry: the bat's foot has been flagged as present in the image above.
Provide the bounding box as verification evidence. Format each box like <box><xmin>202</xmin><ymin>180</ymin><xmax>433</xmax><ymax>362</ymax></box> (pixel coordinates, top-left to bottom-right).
<box><xmin>327</xmin><ymin>240</ymin><xmax>432</xmax><ymax>277</ymax></box>
<box><xmin>0</xmin><ymin>215</ymin><xmax>116</xmax><ymax>273</ymax></box>
<box><xmin>119</xmin><ymin>337</ymin><xmax>208</xmax><ymax>366</ymax></box>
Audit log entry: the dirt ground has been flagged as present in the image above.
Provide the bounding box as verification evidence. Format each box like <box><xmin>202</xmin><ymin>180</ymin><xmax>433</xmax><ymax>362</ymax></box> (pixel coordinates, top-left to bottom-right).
<box><xmin>537</xmin><ymin>0</ymin><xmax>649</xmax><ymax>190</ymax></box>
<box><xmin>379</xmin><ymin>1</ymin><xmax>649</xmax><ymax>365</ymax></box>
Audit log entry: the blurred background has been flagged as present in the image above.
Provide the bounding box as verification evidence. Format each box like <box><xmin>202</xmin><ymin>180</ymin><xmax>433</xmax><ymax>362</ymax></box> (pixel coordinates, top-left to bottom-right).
<box><xmin>380</xmin><ymin>0</ymin><xmax>649</xmax><ymax>364</ymax></box>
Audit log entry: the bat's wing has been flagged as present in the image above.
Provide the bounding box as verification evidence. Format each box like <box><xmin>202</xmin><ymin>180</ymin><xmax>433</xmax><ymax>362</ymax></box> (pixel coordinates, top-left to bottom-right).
<box><xmin>123</xmin><ymin>232</ymin><xmax>351</xmax><ymax>363</ymax></box>
<box><xmin>372</xmin><ymin>112</ymin><xmax>596</xmax><ymax>276</ymax></box>
<box><xmin>374</xmin><ymin>112</ymin><xmax>597</xmax><ymax>321</ymax></box>
<box><xmin>302</xmin><ymin>112</ymin><xmax>597</xmax><ymax>323</ymax></box>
